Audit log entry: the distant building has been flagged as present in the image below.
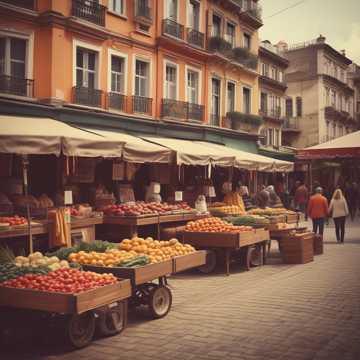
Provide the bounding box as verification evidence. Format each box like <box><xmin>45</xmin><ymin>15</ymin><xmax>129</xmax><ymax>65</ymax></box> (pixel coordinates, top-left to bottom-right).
<box><xmin>347</xmin><ymin>63</ymin><xmax>360</xmax><ymax>130</ymax></box>
<box><xmin>282</xmin><ymin>35</ymin><xmax>356</xmax><ymax>148</ymax></box>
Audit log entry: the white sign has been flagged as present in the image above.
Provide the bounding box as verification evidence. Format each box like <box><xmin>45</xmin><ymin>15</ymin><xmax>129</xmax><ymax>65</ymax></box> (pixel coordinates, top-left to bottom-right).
<box><xmin>64</xmin><ymin>190</ymin><xmax>73</xmax><ymax>205</ymax></box>
<box><xmin>175</xmin><ymin>191</ymin><xmax>183</xmax><ymax>201</ymax></box>
<box><xmin>209</xmin><ymin>186</ymin><xmax>216</xmax><ymax>198</ymax></box>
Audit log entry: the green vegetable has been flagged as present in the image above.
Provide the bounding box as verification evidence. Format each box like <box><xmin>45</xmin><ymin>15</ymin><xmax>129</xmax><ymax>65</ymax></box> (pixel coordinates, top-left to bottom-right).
<box><xmin>119</xmin><ymin>255</ymin><xmax>150</xmax><ymax>268</ymax></box>
<box><xmin>0</xmin><ymin>263</ymin><xmax>51</xmax><ymax>282</ymax></box>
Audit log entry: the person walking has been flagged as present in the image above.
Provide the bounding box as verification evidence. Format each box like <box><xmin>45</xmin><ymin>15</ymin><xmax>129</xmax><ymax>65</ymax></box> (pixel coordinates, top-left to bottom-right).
<box><xmin>329</xmin><ymin>189</ymin><xmax>349</xmax><ymax>243</ymax></box>
<box><xmin>307</xmin><ymin>187</ymin><xmax>329</xmax><ymax>236</ymax></box>
<box><xmin>295</xmin><ymin>181</ymin><xmax>309</xmax><ymax>220</ymax></box>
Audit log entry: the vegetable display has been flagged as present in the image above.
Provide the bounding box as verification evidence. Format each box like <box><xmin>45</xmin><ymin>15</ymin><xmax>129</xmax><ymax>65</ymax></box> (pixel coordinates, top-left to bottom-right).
<box><xmin>247</xmin><ymin>208</ymin><xmax>296</xmax><ymax>216</ymax></box>
<box><xmin>1</xmin><ymin>268</ymin><xmax>117</xmax><ymax>293</ymax></box>
<box><xmin>209</xmin><ymin>205</ymin><xmax>246</xmax><ymax>217</ymax></box>
<box><xmin>0</xmin><ymin>216</ymin><xmax>27</xmax><ymax>227</ymax></box>
<box><xmin>0</xmin><ymin>263</ymin><xmax>50</xmax><ymax>283</ymax></box>
<box><xmin>14</xmin><ymin>252</ymin><xmax>70</xmax><ymax>271</ymax></box>
<box><xmin>224</xmin><ymin>215</ymin><xmax>270</xmax><ymax>227</ymax></box>
<box><xmin>185</xmin><ymin>217</ymin><xmax>253</xmax><ymax>233</ymax></box>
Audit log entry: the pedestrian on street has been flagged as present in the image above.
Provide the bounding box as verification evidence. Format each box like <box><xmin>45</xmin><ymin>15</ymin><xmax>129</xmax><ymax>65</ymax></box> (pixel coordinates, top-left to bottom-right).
<box><xmin>295</xmin><ymin>181</ymin><xmax>309</xmax><ymax>220</ymax></box>
<box><xmin>345</xmin><ymin>182</ymin><xmax>358</xmax><ymax>221</ymax></box>
<box><xmin>329</xmin><ymin>189</ymin><xmax>349</xmax><ymax>243</ymax></box>
<box><xmin>307</xmin><ymin>187</ymin><xmax>329</xmax><ymax>236</ymax></box>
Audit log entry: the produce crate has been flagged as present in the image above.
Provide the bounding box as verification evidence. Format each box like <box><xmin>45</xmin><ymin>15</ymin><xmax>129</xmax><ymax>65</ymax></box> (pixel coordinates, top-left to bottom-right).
<box><xmin>84</xmin><ymin>260</ymin><xmax>173</xmax><ymax>286</ymax></box>
<box><xmin>313</xmin><ymin>234</ymin><xmax>323</xmax><ymax>255</ymax></box>
<box><xmin>0</xmin><ymin>280</ymin><xmax>131</xmax><ymax>314</ymax></box>
<box><xmin>172</xmin><ymin>250</ymin><xmax>207</xmax><ymax>273</ymax></box>
<box><xmin>267</xmin><ymin>215</ymin><xmax>286</xmax><ymax>224</ymax></box>
<box><xmin>286</xmin><ymin>213</ymin><xmax>299</xmax><ymax>224</ymax></box>
<box><xmin>280</xmin><ymin>232</ymin><xmax>314</xmax><ymax>264</ymax></box>
<box><xmin>255</xmin><ymin>229</ymin><xmax>270</xmax><ymax>242</ymax></box>
<box><xmin>103</xmin><ymin>215</ymin><xmax>159</xmax><ymax>226</ymax></box>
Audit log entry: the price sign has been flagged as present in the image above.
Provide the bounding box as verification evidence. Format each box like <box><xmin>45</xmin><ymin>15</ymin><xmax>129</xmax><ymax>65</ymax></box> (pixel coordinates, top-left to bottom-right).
<box><xmin>209</xmin><ymin>186</ymin><xmax>216</xmax><ymax>198</ymax></box>
<box><xmin>64</xmin><ymin>190</ymin><xmax>73</xmax><ymax>205</ymax></box>
<box><xmin>175</xmin><ymin>191</ymin><xmax>183</xmax><ymax>201</ymax></box>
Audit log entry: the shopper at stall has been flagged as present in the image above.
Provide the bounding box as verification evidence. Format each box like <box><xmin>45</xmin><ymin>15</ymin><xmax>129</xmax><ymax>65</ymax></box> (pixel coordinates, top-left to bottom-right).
<box><xmin>267</xmin><ymin>185</ymin><xmax>283</xmax><ymax>208</ymax></box>
<box><xmin>295</xmin><ymin>181</ymin><xmax>309</xmax><ymax>220</ymax></box>
<box><xmin>239</xmin><ymin>186</ymin><xmax>255</xmax><ymax>211</ymax></box>
<box><xmin>256</xmin><ymin>185</ymin><xmax>270</xmax><ymax>208</ymax></box>
<box><xmin>307</xmin><ymin>187</ymin><xmax>329</xmax><ymax>236</ymax></box>
<box><xmin>344</xmin><ymin>182</ymin><xmax>358</xmax><ymax>221</ymax></box>
<box><xmin>329</xmin><ymin>189</ymin><xmax>349</xmax><ymax>243</ymax></box>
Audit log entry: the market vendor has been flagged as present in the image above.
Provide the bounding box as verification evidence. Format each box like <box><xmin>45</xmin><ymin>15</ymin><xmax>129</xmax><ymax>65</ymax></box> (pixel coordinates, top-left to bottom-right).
<box><xmin>256</xmin><ymin>185</ymin><xmax>270</xmax><ymax>208</ymax></box>
<box><xmin>222</xmin><ymin>182</ymin><xmax>245</xmax><ymax>213</ymax></box>
<box><xmin>267</xmin><ymin>185</ymin><xmax>284</xmax><ymax>208</ymax></box>
<box><xmin>239</xmin><ymin>186</ymin><xmax>255</xmax><ymax>211</ymax></box>
<box><xmin>145</xmin><ymin>182</ymin><xmax>162</xmax><ymax>203</ymax></box>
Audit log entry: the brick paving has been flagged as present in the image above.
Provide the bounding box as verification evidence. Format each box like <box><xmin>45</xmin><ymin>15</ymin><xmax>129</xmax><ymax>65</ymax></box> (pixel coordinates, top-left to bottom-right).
<box><xmin>2</xmin><ymin>219</ymin><xmax>360</xmax><ymax>360</ymax></box>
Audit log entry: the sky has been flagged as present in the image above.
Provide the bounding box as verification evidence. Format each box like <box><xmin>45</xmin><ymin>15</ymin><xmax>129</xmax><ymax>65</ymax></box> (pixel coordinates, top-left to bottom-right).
<box><xmin>260</xmin><ymin>0</ymin><xmax>360</xmax><ymax>64</ymax></box>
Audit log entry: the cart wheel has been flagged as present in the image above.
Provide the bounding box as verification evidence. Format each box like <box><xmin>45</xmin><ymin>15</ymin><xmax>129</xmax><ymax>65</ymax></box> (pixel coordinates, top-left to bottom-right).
<box><xmin>97</xmin><ymin>304</ymin><xmax>125</xmax><ymax>337</ymax></box>
<box><xmin>65</xmin><ymin>312</ymin><xmax>95</xmax><ymax>349</ymax></box>
<box><xmin>198</xmin><ymin>250</ymin><xmax>217</xmax><ymax>274</ymax></box>
<box><xmin>148</xmin><ymin>286</ymin><xmax>172</xmax><ymax>319</ymax></box>
<box><xmin>250</xmin><ymin>246</ymin><xmax>263</xmax><ymax>267</ymax></box>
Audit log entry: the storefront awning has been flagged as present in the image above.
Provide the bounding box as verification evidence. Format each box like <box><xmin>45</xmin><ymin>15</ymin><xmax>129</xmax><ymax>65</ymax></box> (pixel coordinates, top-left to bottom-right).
<box><xmin>196</xmin><ymin>142</ymin><xmax>294</xmax><ymax>172</ymax></box>
<box><xmin>82</xmin><ymin>128</ymin><xmax>172</xmax><ymax>163</ymax></box>
<box><xmin>141</xmin><ymin>136</ymin><xmax>235</xmax><ymax>166</ymax></box>
<box><xmin>0</xmin><ymin>116</ymin><xmax>122</xmax><ymax>157</ymax></box>
<box><xmin>297</xmin><ymin>131</ymin><xmax>360</xmax><ymax>160</ymax></box>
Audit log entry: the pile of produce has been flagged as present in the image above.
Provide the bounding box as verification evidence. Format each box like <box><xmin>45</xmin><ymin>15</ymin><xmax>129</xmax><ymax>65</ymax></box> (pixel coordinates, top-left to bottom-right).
<box><xmin>103</xmin><ymin>202</ymin><xmax>193</xmax><ymax>217</ymax></box>
<box><xmin>185</xmin><ymin>217</ymin><xmax>252</xmax><ymax>233</ymax></box>
<box><xmin>224</xmin><ymin>215</ymin><xmax>270</xmax><ymax>227</ymax></box>
<box><xmin>0</xmin><ymin>262</ymin><xmax>50</xmax><ymax>283</ymax></box>
<box><xmin>14</xmin><ymin>252</ymin><xmax>70</xmax><ymax>271</ymax></box>
<box><xmin>209</xmin><ymin>205</ymin><xmax>245</xmax><ymax>217</ymax></box>
<box><xmin>68</xmin><ymin>238</ymin><xmax>195</xmax><ymax>267</ymax></box>
<box><xmin>247</xmin><ymin>208</ymin><xmax>296</xmax><ymax>216</ymax></box>
<box><xmin>11</xmin><ymin>194</ymin><xmax>54</xmax><ymax>209</ymax></box>
<box><xmin>0</xmin><ymin>216</ymin><xmax>27</xmax><ymax>228</ymax></box>
<box><xmin>1</xmin><ymin>268</ymin><xmax>117</xmax><ymax>293</ymax></box>
<box><xmin>208</xmin><ymin>202</ymin><xmax>226</xmax><ymax>208</ymax></box>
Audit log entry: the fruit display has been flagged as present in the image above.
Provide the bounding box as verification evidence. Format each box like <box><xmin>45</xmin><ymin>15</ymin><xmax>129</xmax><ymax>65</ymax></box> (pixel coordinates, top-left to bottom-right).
<box><xmin>11</xmin><ymin>194</ymin><xmax>54</xmax><ymax>209</ymax></box>
<box><xmin>209</xmin><ymin>205</ymin><xmax>246</xmax><ymax>217</ymax></box>
<box><xmin>0</xmin><ymin>262</ymin><xmax>51</xmax><ymax>283</ymax></box>
<box><xmin>1</xmin><ymin>267</ymin><xmax>117</xmax><ymax>293</ymax></box>
<box><xmin>68</xmin><ymin>238</ymin><xmax>195</xmax><ymax>267</ymax></box>
<box><xmin>103</xmin><ymin>202</ymin><xmax>193</xmax><ymax>217</ymax></box>
<box><xmin>0</xmin><ymin>216</ymin><xmax>27</xmax><ymax>228</ymax></box>
<box><xmin>247</xmin><ymin>207</ymin><xmax>296</xmax><ymax>216</ymax></box>
<box><xmin>224</xmin><ymin>215</ymin><xmax>270</xmax><ymax>227</ymax></box>
<box><xmin>185</xmin><ymin>217</ymin><xmax>253</xmax><ymax>233</ymax></box>
<box><xmin>208</xmin><ymin>202</ymin><xmax>226</xmax><ymax>208</ymax></box>
<box><xmin>14</xmin><ymin>252</ymin><xmax>70</xmax><ymax>271</ymax></box>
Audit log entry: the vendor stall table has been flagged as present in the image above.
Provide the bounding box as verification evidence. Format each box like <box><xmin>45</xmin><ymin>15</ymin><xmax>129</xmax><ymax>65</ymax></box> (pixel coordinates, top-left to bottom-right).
<box><xmin>181</xmin><ymin>229</ymin><xmax>270</xmax><ymax>275</ymax></box>
<box><xmin>0</xmin><ymin>223</ymin><xmax>48</xmax><ymax>240</ymax></box>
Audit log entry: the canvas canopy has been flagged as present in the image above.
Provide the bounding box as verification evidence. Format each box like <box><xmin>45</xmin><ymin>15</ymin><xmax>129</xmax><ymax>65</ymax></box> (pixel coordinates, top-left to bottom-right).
<box><xmin>141</xmin><ymin>136</ymin><xmax>235</xmax><ymax>166</ymax></box>
<box><xmin>0</xmin><ymin>116</ymin><xmax>122</xmax><ymax>157</ymax></box>
<box><xmin>297</xmin><ymin>131</ymin><xmax>360</xmax><ymax>160</ymax></box>
<box><xmin>196</xmin><ymin>142</ymin><xmax>294</xmax><ymax>172</ymax></box>
<box><xmin>82</xmin><ymin>128</ymin><xmax>172</xmax><ymax>163</ymax></box>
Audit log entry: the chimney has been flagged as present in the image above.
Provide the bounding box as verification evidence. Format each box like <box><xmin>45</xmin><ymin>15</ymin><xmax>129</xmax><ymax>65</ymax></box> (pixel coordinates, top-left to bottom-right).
<box><xmin>316</xmin><ymin>35</ymin><xmax>326</xmax><ymax>44</ymax></box>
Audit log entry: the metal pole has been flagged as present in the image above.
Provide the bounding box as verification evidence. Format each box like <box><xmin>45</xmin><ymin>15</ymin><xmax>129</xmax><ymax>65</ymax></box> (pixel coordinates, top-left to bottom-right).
<box><xmin>22</xmin><ymin>155</ymin><xmax>33</xmax><ymax>254</ymax></box>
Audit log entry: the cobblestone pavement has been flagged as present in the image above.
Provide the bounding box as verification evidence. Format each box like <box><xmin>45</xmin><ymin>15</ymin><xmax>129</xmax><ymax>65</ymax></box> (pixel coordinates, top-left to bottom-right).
<box><xmin>2</xmin><ymin>219</ymin><xmax>360</xmax><ymax>360</ymax></box>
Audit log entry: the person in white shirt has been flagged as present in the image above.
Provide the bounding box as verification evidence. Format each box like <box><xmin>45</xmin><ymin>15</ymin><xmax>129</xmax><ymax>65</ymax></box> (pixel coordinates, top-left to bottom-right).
<box><xmin>329</xmin><ymin>189</ymin><xmax>349</xmax><ymax>243</ymax></box>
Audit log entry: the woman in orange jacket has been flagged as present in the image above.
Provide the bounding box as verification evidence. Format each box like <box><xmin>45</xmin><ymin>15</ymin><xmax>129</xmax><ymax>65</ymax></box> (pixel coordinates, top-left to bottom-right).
<box><xmin>307</xmin><ymin>187</ymin><xmax>329</xmax><ymax>236</ymax></box>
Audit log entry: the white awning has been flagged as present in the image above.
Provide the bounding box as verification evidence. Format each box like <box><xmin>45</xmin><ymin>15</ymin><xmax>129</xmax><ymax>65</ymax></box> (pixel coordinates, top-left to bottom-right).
<box><xmin>141</xmin><ymin>136</ymin><xmax>235</xmax><ymax>166</ymax></box>
<box><xmin>82</xmin><ymin>128</ymin><xmax>172</xmax><ymax>163</ymax></box>
<box><xmin>0</xmin><ymin>116</ymin><xmax>122</xmax><ymax>157</ymax></box>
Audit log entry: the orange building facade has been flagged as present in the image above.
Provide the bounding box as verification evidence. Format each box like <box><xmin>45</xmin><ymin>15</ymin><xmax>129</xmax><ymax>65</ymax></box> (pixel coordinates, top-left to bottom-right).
<box><xmin>0</xmin><ymin>0</ymin><xmax>263</xmax><ymax>131</ymax></box>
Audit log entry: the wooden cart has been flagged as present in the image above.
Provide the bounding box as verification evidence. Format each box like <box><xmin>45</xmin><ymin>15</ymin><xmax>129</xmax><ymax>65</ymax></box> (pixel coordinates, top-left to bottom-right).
<box><xmin>181</xmin><ymin>230</ymin><xmax>270</xmax><ymax>275</ymax></box>
<box><xmin>84</xmin><ymin>250</ymin><xmax>207</xmax><ymax>319</ymax></box>
<box><xmin>0</xmin><ymin>279</ymin><xmax>131</xmax><ymax>348</ymax></box>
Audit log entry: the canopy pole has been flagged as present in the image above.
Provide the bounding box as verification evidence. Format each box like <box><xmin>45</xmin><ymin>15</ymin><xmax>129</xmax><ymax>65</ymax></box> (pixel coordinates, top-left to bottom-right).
<box><xmin>22</xmin><ymin>155</ymin><xmax>33</xmax><ymax>254</ymax></box>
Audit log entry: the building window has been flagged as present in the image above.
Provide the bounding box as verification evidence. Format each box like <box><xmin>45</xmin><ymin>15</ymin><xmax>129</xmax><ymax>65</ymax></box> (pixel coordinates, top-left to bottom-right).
<box><xmin>267</xmin><ymin>128</ymin><xmax>273</xmax><ymax>146</ymax></box>
<box><xmin>279</xmin><ymin>71</ymin><xmax>283</xmax><ymax>82</ymax></box>
<box><xmin>111</xmin><ymin>55</ymin><xmax>125</xmax><ymax>93</ymax></box>
<box><xmin>331</xmin><ymin>90</ymin><xmax>336</xmax><ymax>108</ymax></box>
<box><xmin>165</xmin><ymin>63</ymin><xmax>177</xmax><ymax>100</ymax></box>
<box><xmin>243</xmin><ymin>87</ymin><xmax>251</xmax><ymax>114</ymax></box>
<box><xmin>226</xmin><ymin>22</ymin><xmax>236</xmax><ymax>47</ymax></box>
<box><xmin>188</xmin><ymin>0</ymin><xmax>200</xmax><ymax>30</ymax></box>
<box><xmin>326</xmin><ymin>121</ymin><xmax>330</xmax><ymax>139</ymax></box>
<box><xmin>339</xmin><ymin>126</ymin><xmax>343</xmax><ymax>137</ymax></box>
<box><xmin>211</xmin><ymin>78</ymin><xmax>220</xmax><ymax>125</ymax></box>
<box><xmin>261</xmin><ymin>63</ymin><xmax>269</xmax><ymax>77</ymax></box>
<box><xmin>334</xmin><ymin>65</ymin><xmax>338</xmax><ymax>79</ymax></box>
<box><xmin>135</xmin><ymin>59</ymin><xmax>149</xmax><ymax>97</ymax></box>
<box><xmin>166</xmin><ymin>0</ymin><xmax>178</xmax><ymax>21</ymax></box>
<box><xmin>76</xmin><ymin>47</ymin><xmax>98</xmax><ymax>88</ymax></box>
<box><xmin>0</xmin><ymin>36</ymin><xmax>27</xmax><ymax>80</ymax></box>
<box><xmin>243</xmin><ymin>33</ymin><xmax>251</xmax><ymax>49</ymax></box>
<box><xmin>227</xmin><ymin>82</ymin><xmax>235</xmax><ymax>113</ymax></box>
<box><xmin>271</xmin><ymin>66</ymin><xmax>278</xmax><ymax>81</ymax></box>
<box><xmin>332</xmin><ymin>123</ymin><xmax>336</xmax><ymax>138</ymax></box>
<box><xmin>260</xmin><ymin>92</ymin><xmax>268</xmax><ymax>113</ymax></box>
<box><xmin>275</xmin><ymin>129</ymin><xmax>280</xmax><ymax>147</ymax></box>
<box><xmin>285</xmin><ymin>98</ymin><xmax>293</xmax><ymax>118</ymax></box>
<box><xmin>110</xmin><ymin>0</ymin><xmax>125</xmax><ymax>15</ymax></box>
<box><xmin>187</xmin><ymin>69</ymin><xmax>199</xmax><ymax>104</ymax></box>
<box><xmin>212</xmin><ymin>14</ymin><xmax>221</xmax><ymax>37</ymax></box>
<box><xmin>325</xmin><ymin>87</ymin><xmax>330</xmax><ymax>106</ymax></box>
<box><xmin>296</xmin><ymin>96</ymin><xmax>302</xmax><ymax>117</ymax></box>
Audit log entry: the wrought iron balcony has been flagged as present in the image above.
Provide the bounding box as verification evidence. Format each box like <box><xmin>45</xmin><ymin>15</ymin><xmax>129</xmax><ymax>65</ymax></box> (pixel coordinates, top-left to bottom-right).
<box><xmin>162</xmin><ymin>19</ymin><xmax>184</xmax><ymax>40</ymax></box>
<box><xmin>108</xmin><ymin>93</ymin><xmax>126</xmax><ymax>112</ymax></box>
<box><xmin>134</xmin><ymin>1</ymin><xmax>152</xmax><ymax>24</ymax></box>
<box><xmin>72</xmin><ymin>0</ymin><xmax>106</xmax><ymax>26</ymax></box>
<box><xmin>72</xmin><ymin>86</ymin><xmax>103</xmax><ymax>107</ymax></box>
<box><xmin>132</xmin><ymin>95</ymin><xmax>152</xmax><ymax>115</ymax></box>
<box><xmin>186</xmin><ymin>28</ymin><xmax>204</xmax><ymax>48</ymax></box>
<box><xmin>208</xmin><ymin>36</ymin><xmax>232</xmax><ymax>53</ymax></box>
<box><xmin>225</xmin><ymin>111</ymin><xmax>264</xmax><ymax>132</ymax></box>
<box><xmin>282</xmin><ymin>117</ymin><xmax>300</xmax><ymax>132</ymax></box>
<box><xmin>161</xmin><ymin>99</ymin><xmax>204</xmax><ymax>122</ymax></box>
<box><xmin>0</xmin><ymin>75</ymin><xmax>34</xmax><ymax>97</ymax></box>
<box><xmin>260</xmin><ymin>107</ymin><xmax>282</xmax><ymax>120</ymax></box>
<box><xmin>1</xmin><ymin>0</ymin><xmax>36</xmax><ymax>9</ymax></box>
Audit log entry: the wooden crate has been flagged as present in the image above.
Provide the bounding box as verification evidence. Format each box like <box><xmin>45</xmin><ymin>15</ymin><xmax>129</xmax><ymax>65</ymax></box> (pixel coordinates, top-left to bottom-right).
<box><xmin>103</xmin><ymin>215</ymin><xmax>158</xmax><ymax>226</ymax></box>
<box><xmin>286</xmin><ymin>213</ymin><xmax>299</xmax><ymax>224</ymax></box>
<box><xmin>255</xmin><ymin>229</ymin><xmax>270</xmax><ymax>242</ymax></box>
<box><xmin>280</xmin><ymin>232</ymin><xmax>314</xmax><ymax>264</ymax></box>
<box><xmin>172</xmin><ymin>250</ymin><xmax>207</xmax><ymax>273</ymax></box>
<box><xmin>182</xmin><ymin>231</ymin><xmax>240</xmax><ymax>248</ymax></box>
<box><xmin>313</xmin><ymin>234</ymin><xmax>323</xmax><ymax>255</ymax></box>
<box><xmin>84</xmin><ymin>260</ymin><xmax>173</xmax><ymax>286</ymax></box>
<box><xmin>0</xmin><ymin>280</ymin><xmax>131</xmax><ymax>314</ymax></box>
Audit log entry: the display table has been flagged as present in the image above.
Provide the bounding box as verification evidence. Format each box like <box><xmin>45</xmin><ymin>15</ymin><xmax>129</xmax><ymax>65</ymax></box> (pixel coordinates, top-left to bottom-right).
<box><xmin>0</xmin><ymin>223</ymin><xmax>49</xmax><ymax>240</ymax></box>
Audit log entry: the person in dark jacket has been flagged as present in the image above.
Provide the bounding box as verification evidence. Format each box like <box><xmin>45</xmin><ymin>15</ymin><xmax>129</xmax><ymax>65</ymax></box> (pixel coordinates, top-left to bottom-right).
<box><xmin>256</xmin><ymin>186</ymin><xmax>270</xmax><ymax>208</ymax></box>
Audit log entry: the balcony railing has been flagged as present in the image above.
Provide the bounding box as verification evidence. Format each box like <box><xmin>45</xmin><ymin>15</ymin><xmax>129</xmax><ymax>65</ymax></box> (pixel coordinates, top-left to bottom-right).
<box><xmin>72</xmin><ymin>0</ymin><xmax>106</xmax><ymax>26</ymax></box>
<box><xmin>132</xmin><ymin>95</ymin><xmax>152</xmax><ymax>115</ymax></box>
<box><xmin>225</xmin><ymin>111</ymin><xmax>264</xmax><ymax>132</ymax></box>
<box><xmin>0</xmin><ymin>75</ymin><xmax>34</xmax><ymax>97</ymax></box>
<box><xmin>161</xmin><ymin>99</ymin><xmax>204</xmax><ymax>122</ymax></box>
<box><xmin>1</xmin><ymin>0</ymin><xmax>36</xmax><ymax>10</ymax></box>
<box><xmin>134</xmin><ymin>1</ymin><xmax>152</xmax><ymax>23</ymax></box>
<box><xmin>72</xmin><ymin>86</ymin><xmax>103</xmax><ymax>107</ymax></box>
<box><xmin>208</xmin><ymin>36</ymin><xmax>232</xmax><ymax>53</ymax></box>
<box><xmin>162</xmin><ymin>19</ymin><xmax>184</xmax><ymax>40</ymax></box>
<box><xmin>282</xmin><ymin>117</ymin><xmax>300</xmax><ymax>131</ymax></box>
<box><xmin>260</xmin><ymin>107</ymin><xmax>282</xmax><ymax>119</ymax></box>
<box><xmin>108</xmin><ymin>93</ymin><xmax>126</xmax><ymax>112</ymax></box>
<box><xmin>186</xmin><ymin>28</ymin><xmax>205</xmax><ymax>48</ymax></box>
